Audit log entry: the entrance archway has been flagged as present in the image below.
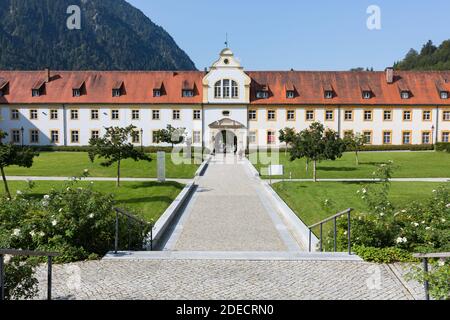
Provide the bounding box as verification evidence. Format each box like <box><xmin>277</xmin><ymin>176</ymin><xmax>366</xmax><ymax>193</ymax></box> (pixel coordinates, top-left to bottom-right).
<box><xmin>214</xmin><ymin>130</ymin><xmax>237</xmax><ymax>154</ymax></box>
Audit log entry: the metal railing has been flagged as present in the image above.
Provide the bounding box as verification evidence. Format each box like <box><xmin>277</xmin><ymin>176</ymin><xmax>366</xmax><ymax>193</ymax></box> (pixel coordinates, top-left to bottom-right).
<box><xmin>114</xmin><ymin>207</ymin><xmax>153</xmax><ymax>253</ymax></box>
<box><xmin>0</xmin><ymin>249</ymin><xmax>59</xmax><ymax>301</ymax></box>
<box><xmin>412</xmin><ymin>252</ymin><xmax>450</xmax><ymax>301</ymax></box>
<box><xmin>308</xmin><ymin>208</ymin><xmax>353</xmax><ymax>254</ymax></box>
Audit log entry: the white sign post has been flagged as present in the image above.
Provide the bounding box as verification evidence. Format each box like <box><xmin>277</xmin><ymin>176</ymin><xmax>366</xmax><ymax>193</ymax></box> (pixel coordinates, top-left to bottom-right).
<box><xmin>157</xmin><ymin>151</ymin><xmax>166</xmax><ymax>183</ymax></box>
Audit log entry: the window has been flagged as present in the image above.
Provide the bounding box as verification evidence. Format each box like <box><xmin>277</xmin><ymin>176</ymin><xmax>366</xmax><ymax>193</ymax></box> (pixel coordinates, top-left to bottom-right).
<box><xmin>50</xmin><ymin>109</ymin><xmax>58</xmax><ymax>120</ymax></box>
<box><xmin>422</xmin><ymin>132</ymin><xmax>431</xmax><ymax>144</ymax></box>
<box><xmin>51</xmin><ymin>130</ymin><xmax>59</xmax><ymax>143</ymax></box>
<box><xmin>267</xmin><ymin>110</ymin><xmax>276</xmax><ymax>121</ymax></box>
<box><xmin>111</xmin><ymin>110</ymin><xmax>119</xmax><ymax>120</ymax></box>
<box><xmin>383</xmin><ymin>131</ymin><xmax>392</xmax><ymax>145</ymax></box>
<box><xmin>384</xmin><ymin>110</ymin><xmax>392</xmax><ymax>121</ymax></box>
<box><xmin>248</xmin><ymin>131</ymin><xmax>257</xmax><ymax>144</ymax></box>
<box><xmin>442</xmin><ymin>132</ymin><xmax>449</xmax><ymax>143</ymax></box>
<box><xmin>30</xmin><ymin>109</ymin><xmax>38</xmax><ymax>120</ymax></box>
<box><xmin>112</xmin><ymin>89</ymin><xmax>121</xmax><ymax>97</ymax></box>
<box><xmin>248</xmin><ymin>110</ymin><xmax>257</xmax><ymax>121</ymax></box>
<box><xmin>131</xmin><ymin>110</ymin><xmax>140</xmax><ymax>120</ymax></box>
<box><xmin>364</xmin><ymin>110</ymin><xmax>373</xmax><ymax>121</ymax></box>
<box><xmin>222</xmin><ymin>110</ymin><xmax>230</xmax><ymax>117</ymax></box>
<box><xmin>344</xmin><ymin>130</ymin><xmax>353</xmax><ymax>139</ymax></box>
<box><xmin>401</xmin><ymin>91</ymin><xmax>410</xmax><ymax>99</ymax></box>
<box><xmin>403</xmin><ymin>110</ymin><xmax>412</xmax><ymax>121</ymax></box>
<box><xmin>11</xmin><ymin>109</ymin><xmax>19</xmax><ymax>120</ymax></box>
<box><xmin>362</xmin><ymin>91</ymin><xmax>372</xmax><ymax>99</ymax></box>
<box><xmin>91</xmin><ymin>130</ymin><xmax>99</xmax><ymax>140</ymax></box>
<box><xmin>324</xmin><ymin>91</ymin><xmax>333</xmax><ymax>99</ymax></box>
<box><xmin>152</xmin><ymin>110</ymin><xmax>160</xmax><ymax>120</ymax></box>
<box><xmin>182</xmin><ymin>90</ymin><xmax>194</xmax><ymax>97</ymax></box>
<box><xmin>193</xmin><ymin>131</ymin><xmax>201</xmax><ymax>144</ymax></box>
<box><xmin>223</xmin><ymin>80</ymin><xmax>230</xmax><ymax>98</ymax></box>
<box><xmin>131</xmin><ymin>131</ymin><xmax>140</xmax><ymax>144</ymax></box>
<box><xmin>193</xmin><ymin>110</ymin><xmax>201</xmax><ymax>120</ymax></box>
<box><xmin>363</xmin><ymin>131</ymin><xmax>372</xmax><ymax>145</ymax></box>
<box><xmin>214</xmin><ymin>79</ymin><xmax>238</xmax><ymax>99</ymax></box>
<box><xmin>325</xmin><ymin>110</ymin><xmax>334</xmax><ymax>121</ymax></box>
<box><xmin>306</xmin><ymin>110</ymin><xmax>315</xmax><ymax>121</ymax></box>
<box><xmin>214</xmin><ymin>81</ymin><xmax>221</xmax><ymax>98</ymax></box>
<box><xmin>286</xmin><ymin>91</ymin><xmax>295</xmax><ymax>99</ymax></box>
<box><xmin>153</xmin><ymin>89</ymin><xmax>161</xmax><ymax>97</ymax></box>
<box><xmin>11</xmin><ymin>130</ymin><xmax>20</xmax><ymax>144</ymax></box>
<box><xmin>173</xmin><ymin>110</ymin><xmax>181</xmax><ymax>120</ymax></box>
<box><xmin>441</xmin><ymin>91</ymin><xmax>448</xmax><ymax>99</ymax></box>
<box><xmin>402</xmin><ymin>131</ymin><xmax>411</xmax><ymax>145</ymax></box>
<box><xmin>30</xmin><ymin>130</ymin><xmax>39</xmax><ymax>144</ymax></box>
<box><xmin>32</xmin><ymin>89</ymin><xmax>40</xmax><ymax>97</ymax></box>
<box><xmin>344</xmin><ymin>110</ymin><xmax>353</xmax><ymax>121</ymax></box>
<box><xmin>232</xmin><ymin>81</ymin><xmax>238</xmax><ymax>98</ymax></box>
<box><xmin>91</xmin><ymin>110</ymin><xmax>99</xmax><ymax>120</ymax></box>
<box><xmin>256</xmin><ymin>91</ymin><xmax>269</xmax><ymax>99</ymax></box>
<box><xmin>73</xmin><ymin>89</ymin><xmax>81</xmax><ymax>97</ymax></box>
<box><xmin>287</xmin><ymin>110</ymin><xmax>295</xmax><ymax>121</ymax></box>
<box><xmin>422</xmin><ymin>110</ymin><xmax>431</xmax><ymax>121</ymax></box>
<box><xmin>70</xmin><ymin>109</ymin><xmax>79</xmax><ymax>120</ymax></box>
<box><xmin>267</xmin><ymin>131</ymin><xmax>276</xmax><ymax>145</ymax></box>
<box><xmin>152</xmin><ymin>131</ymin><xmax>160</xmax><ymax>144</ymax></box>
<box><xmin>71</xmin><ymin>130</ymin><xmax>79</xmax><ymax>143</ymax></box>
<box><xmin>443</xmin><ymin>111</ymin><xmax>450</xmax><ymax>121</ymax></box>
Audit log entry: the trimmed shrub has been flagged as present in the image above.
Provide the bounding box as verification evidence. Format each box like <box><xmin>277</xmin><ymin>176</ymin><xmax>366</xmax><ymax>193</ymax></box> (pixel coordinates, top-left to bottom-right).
<box><xmin>352</xmin><ymin>245</ymin><xmax>415</xmax><ymax>263</ymax></box>
<box><xmin>435</xmin><ymin>142</ymin><xmax>450</xmax><ymax>153</ymax></box>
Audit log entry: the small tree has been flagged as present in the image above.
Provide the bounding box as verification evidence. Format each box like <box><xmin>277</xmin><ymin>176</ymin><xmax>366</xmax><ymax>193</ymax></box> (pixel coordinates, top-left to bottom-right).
<box><xmin>153</xmin><ymin>125</ymin><xmax>186</xmax><ymax>148</ymax></box>
<box><xmin>290</xmin><ymin>122</ymin><xmax>346</xmax><ymax>182</ymax></box>
<box><xmin>88</xmin><ymin>125</ymin><xmax>151</xmax><ymax>187</ymax></box>
<box><xmin>344</xmin><ymin>132</ymin><xmax>365</xmax><ymax>165</ymax></box>
<box><xmin>279</xmin><ymin>127</ymin><xmax>296</xmax><ymax>156</ymax></box>
<box><xmin>0</xmin><ymin>130</ymin><xmax>39</xmax><ymax>198</ymax></box>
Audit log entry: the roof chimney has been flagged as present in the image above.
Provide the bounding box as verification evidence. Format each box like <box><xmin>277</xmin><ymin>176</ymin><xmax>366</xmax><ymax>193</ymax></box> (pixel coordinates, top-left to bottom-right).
<box><xmin>45</xmin><ymin>67</ymin><xmax>50</xmax><ymax>83</ymax></box>
<box><xmin>385</xmin><ymin>67</ymin><xmax>394</xmax><ymax>84</ymax></box>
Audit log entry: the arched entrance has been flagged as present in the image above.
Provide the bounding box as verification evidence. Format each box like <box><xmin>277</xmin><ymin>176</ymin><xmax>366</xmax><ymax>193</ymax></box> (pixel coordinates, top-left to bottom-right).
<box><xmin>215</xmin><ymin>130</ymin><xmax>237</xmax><ymax>154</ymax></box>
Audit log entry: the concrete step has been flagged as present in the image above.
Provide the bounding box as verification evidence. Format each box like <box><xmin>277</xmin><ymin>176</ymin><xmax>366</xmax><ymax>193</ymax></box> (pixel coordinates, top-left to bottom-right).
<box><xmin>103</xmin><ymin>251</ymin><xmax>363</xmax><ymax>262</ymax></box>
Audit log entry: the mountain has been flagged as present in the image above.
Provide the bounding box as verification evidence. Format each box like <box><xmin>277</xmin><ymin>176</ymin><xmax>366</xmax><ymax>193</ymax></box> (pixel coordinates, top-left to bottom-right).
<box><xmin>394</xmin><ymin>39</ymin><xmax>450</xmax><ymax>70</ymax></box>
<box><xmin>0</xmin><ymin>0</ymin><xmax>196</xmax><ymax>70</ymax></box>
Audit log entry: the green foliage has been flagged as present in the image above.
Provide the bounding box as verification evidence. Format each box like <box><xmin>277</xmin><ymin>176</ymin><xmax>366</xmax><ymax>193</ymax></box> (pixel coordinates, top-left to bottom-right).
<box><xmin>394</xmin><ymin>39</ymin><xmax>450</xmax><ymax>70</ymax></box>
<box><xmin>347</xmin><ymin>144</ymin><xmax>435</xmax><ymax>152</ymax></box>
<box><xmin>0</xmin><ymin>0</ymin><xmax>196</xmax><ymax>71</ymax></box>
<box><xmin>408</xmin><ymin>261</ymin><xmax>450</xmax><ymax>300</ymax></box>
<box><xmin>344</xmin><ymin>132</ymin><xmax>365</xmax><ymax>165</ymax></box>
<box><xmin>435</xmin><ymin>143</ymin><xmax>450</xmax><ymax>153</ymax></box>
<box><xmin>88</xmin><ymin>125</ymin><xmax>151</xmax><ymax>186</ymax></box>
<box><xmin>153</xmin><ymin>125</ymin><xmax>187</xmax><ymax>147</ymax></box>
<box><xmin>352</xmin><ymin>245</ymin><xmax>414</xmax><ymax>263</ymax></box>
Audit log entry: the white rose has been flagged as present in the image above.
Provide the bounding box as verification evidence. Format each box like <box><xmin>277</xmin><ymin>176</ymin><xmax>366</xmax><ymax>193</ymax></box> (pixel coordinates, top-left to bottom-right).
<box><xmin>16</xmin><ymin>190</ymin><xmax>23</xmax><ymax>195</ymax></box>
<box><xmin>12</xmin><ymin>228</ymin><xmax>21</xmax><ymax>237</ymax></box>
<box><xmin>89</xmin><ymin>213</ymin><xmax>94</xmax><ymax>218</ymax></box>
<box><xmin>52</xmin><ymin>220</ymin><xmax>57</xmax><ymax>226</ymax></box>
<box><xmin>43</xmin><ymin>195</ymin><xmax>50</xmax><ymax>200</ymax></box>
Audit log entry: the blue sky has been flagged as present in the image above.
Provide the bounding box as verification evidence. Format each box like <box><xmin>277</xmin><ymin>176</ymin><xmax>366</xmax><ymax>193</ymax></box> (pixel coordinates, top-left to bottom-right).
<box><xmin>127</xmin><ymin>0</ymin><xmax>450</xmax><ymax>71</ymax></box>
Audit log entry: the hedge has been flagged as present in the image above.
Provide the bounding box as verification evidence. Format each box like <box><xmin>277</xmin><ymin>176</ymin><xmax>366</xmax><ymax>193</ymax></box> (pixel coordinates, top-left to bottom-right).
<box><xmin>275</xmin><ymin>144</ymin><xmax>435</xmax><ymax>153</ymax></box>
<box><xmin>28</xmin><ymin>145</ymin><xmax>207</xmax><ymax>153</ymax></box>
<box><xmin>435</xmin><ymin>142</ymin><xmax>450</xmax><ymax>153</ymax></box>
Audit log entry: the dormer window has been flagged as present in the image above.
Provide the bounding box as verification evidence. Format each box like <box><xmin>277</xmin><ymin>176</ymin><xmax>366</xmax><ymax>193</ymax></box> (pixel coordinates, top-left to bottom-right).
<box><xmin>324</xmin><ymin>91</ymin><xmax>333</xmax><ymax>99</ymax></box>
<box><xmin>182</xmin><ymin>90</ymin><xmax>194</xmax><ymax>97</ymax></box>
<box><xmin>440</xmin><ymin>91</ymin><xmax>448</xmax><ymax>99</ymax></box>
<box><xmin>73</xmin><ymin>89</ymin><xmax>81</xmax><ymax>97</ymax></box>
<box><xmin>401</xmin><ymin>91</ymin><xmax>410</xmax><ymax>99</ymax></box>
<box><xmin>0</xmin><ymin>90</ymin><xmax>3</xmax><ymax>97</ymax></box>
<box><xmin>112</xmin><ymin>89</ymin><xmax>121</xmax><ymax>97</ymax></box>
<box><xmin>362</xmin><ymin>91</ymin><xmax>372</xmax><ymax>99</ymax></box>
<box><xmin>32</xmin><ymin>89</ymin><xmax>41</xmax><ymax>97</ymax></box>
<box><xmin>256</xmin><ymin>91</ymin><xmax>269</xmax><ymax>99</ymax></box>
<box><xmin>0</xmin><ymin>80</ymin><xmax>8</xmax><ymax>97</ymax></box>
<box><xmin>286</xmin><ymin>91</ymin><xmax>295</xmax><ymax>99</ymax></box>
<box><xmin>153</xmin><ymin>89</ymin><xmax>161</xmax><ymax>97</ymax></box>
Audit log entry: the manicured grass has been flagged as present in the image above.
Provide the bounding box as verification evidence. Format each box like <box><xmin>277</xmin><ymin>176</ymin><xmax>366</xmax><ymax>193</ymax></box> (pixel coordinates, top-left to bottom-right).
<box><xmin>1</xmin><ymin>180</ymin><xmax>185</xmax><ymax>222</ymax></box>
<box><xmin>252</xmin><ymin>151</ymin><xmax>450</xmax><ymax>179</ymax></box>
<box><xmin>273</xmin><ymin>181</ymin><xmax>448</xmax><ymax>229</ymax></box>
<box><xmin>4</xmin><ymin>152</ymin><xmax>200</xmax><ymax>178</ymax></box>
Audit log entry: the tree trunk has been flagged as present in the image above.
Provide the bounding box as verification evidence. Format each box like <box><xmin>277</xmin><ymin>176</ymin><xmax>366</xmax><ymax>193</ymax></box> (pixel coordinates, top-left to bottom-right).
<box><xmin>305</xmin><ymin>159</ymin><xmax>309</xmax><ymax>173</ymax></box>
<box><xmin>313</xmin><ymin>160</ymin><xmax>317</xmax><ymax>182</ymax></box>
<box><xmin>1</xmin><ymin>166</ymin><xmax>11</xmax><ymax>198</ymax></box>
<box><xmin>355</xmin><ymin>150</ymin><xmax>359</xmax><ymax>166</ymax></box>
<box><xmin>285</xmin><ymin>143</ymin><xmax>288</xmax><ymax>157</ymax></box>
<box><xmin>117</xmin><ymin>159</ymin><xmax>121</xmax><ymax>187</ymax></box>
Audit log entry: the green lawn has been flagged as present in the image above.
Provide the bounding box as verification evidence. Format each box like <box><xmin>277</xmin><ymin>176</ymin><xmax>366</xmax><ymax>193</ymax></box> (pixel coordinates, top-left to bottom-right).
<box><xmin>252</xmin><ymin>151</ymin><xmax>450</xmax><ymax>179</ymax></box>
<box><xmin>4</xmin><ymin>152</ymin><xmax>200</xmax><ymax>178</ymax></box>
<box><xmin>273</xmin><ymin>181</ymin><xmax>448</xmax><ymax>231</ymax></box>
<box><xmin>1</xmin><ymin>180</ymin><xmax>185</xmax><ymax>222</ymax></box>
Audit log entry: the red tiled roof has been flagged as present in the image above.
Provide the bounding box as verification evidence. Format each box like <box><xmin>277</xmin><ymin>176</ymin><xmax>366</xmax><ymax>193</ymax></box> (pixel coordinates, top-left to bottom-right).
<box><xmin>0</xmin><ymin>71</ymin><xmax>204</xmax><ymax>104</ymax></box>
<box><xmin>247</xmin><ymin>71</ymin><xmax>450</xmax><ymax>105</ymax></box>
<box><xmin>1</xmin><ymin>70</ymin><xmax>450</xmax><ymax>105</ymax></box>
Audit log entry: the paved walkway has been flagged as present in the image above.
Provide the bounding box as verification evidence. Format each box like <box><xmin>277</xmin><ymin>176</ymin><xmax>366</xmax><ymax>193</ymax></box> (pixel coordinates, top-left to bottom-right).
<box><xmin>34</xmin><ymin>259</ymin><xmax>419</xmax><ymax>300</ymax></box>
<box><xmin>164</xmin><ymin>154</ymin><xmax>301</xmax><ymax>251</ymax></box>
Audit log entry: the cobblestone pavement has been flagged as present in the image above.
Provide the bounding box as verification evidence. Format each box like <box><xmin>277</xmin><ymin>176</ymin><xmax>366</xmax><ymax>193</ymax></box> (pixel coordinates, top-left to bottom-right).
<box><xmin>170</xmin><ymin>155</ymin><xmax>297</xmax><ymax>251</ymax></box>
<box><xmin>34</xmin><ymin>259</ymin><xmax>417</xmax><ymax>300</ymax></box>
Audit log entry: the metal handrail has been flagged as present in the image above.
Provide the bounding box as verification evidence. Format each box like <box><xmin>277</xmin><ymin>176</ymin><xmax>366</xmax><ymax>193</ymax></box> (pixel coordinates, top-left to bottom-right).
<box><xmin>412</xmin><ymin>252</ymin><xmax>450</xmax><ymax>301</ymax></box>
<box><xmin>0</xmin><ymin>249</ymin><xmax>60</xmax><ymax>301</ymax></box>
<box><xmin>114</xmin><ymin>207</ymin><xmax>153</xmax><ymax>254</ymax></box>
<box><xmin>308</xmin><ymin>208</ymin><xmax>353</xmax><ymax>254</ymax></box>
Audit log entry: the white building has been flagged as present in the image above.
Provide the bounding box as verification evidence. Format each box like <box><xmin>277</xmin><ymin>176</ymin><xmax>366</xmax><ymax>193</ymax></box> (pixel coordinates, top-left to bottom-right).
<box><xmin>1</xmin><ymin>48</ymin><xmax>449</xmax><ymax>151</ymax></box>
